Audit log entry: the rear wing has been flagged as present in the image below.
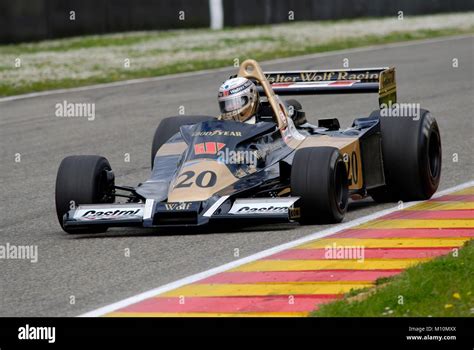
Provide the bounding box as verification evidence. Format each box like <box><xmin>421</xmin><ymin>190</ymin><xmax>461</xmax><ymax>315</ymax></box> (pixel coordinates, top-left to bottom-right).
<box><xmin>260</xmin><ymin>67</ymin><xmax>397</xmax><ymax>106</ymax></box>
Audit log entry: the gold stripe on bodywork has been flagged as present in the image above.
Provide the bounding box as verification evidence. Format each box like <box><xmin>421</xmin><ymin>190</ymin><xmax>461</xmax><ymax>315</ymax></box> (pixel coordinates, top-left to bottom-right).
<box><xmin>379</xmin><ymin>67</ymin><xmax>397</xmax><ymax>106</ymax></box>
<box><xmin>297</xmin><ymin>135</ymin><xmax>358</xmax><ymax>149</ymax></box>
<box><xmin>156</xmin><ymin>142</ymin><xmax>188</xmax><ymax>157</ymax></box>
<box><xmin>297</xmin><ymin>136</ymin><xmax>363</xmax><ymax>190</ymax></box>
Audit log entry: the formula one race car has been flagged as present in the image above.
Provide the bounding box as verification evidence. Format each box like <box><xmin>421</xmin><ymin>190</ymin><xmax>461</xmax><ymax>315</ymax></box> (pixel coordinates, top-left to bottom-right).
<box><xmin>55</xmin><ymin>59</ymin><xmax>441</xmax><ymax>233</ymax></box>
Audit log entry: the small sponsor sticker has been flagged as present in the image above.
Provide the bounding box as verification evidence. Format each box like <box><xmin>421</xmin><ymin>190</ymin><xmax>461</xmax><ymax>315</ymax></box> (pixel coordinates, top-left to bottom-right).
<box><xmin>194</xmin><ymin>142</ymin><xmax>226</xmax><ymax>155</ymax></box>
<box><xmin>74</xmin><ymin>207</ymin><xmax>143</xmax><ymax>221</ymax></box>
<box><xmin>164</xmin><ymin>202</ymin><xmax>192</xmax><ymax>210</ymax></box>
<box><xmin>228</xmin><ymin>198</ymin><xmax>299</xmax><ymax>215</ymax></box>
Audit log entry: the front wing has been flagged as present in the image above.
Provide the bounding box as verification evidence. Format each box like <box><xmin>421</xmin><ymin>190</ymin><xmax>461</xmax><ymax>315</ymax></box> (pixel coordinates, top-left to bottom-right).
<box><xmin>63</xmin><ymin>197</ymin><xmax>301</xmax><ymax>230</ymax></box>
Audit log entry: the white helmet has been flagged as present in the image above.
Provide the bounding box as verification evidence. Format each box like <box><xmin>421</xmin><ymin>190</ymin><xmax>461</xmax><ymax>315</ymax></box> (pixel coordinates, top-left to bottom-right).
<box><xmin>218</xmin><ymin>77</ymin><xmax>259</xmax><ymax>122</ymax></box>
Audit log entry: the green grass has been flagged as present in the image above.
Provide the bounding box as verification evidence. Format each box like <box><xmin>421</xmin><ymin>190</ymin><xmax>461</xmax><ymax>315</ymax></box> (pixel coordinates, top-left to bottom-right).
<box><xmin>0</xmin><ymin>58</ymin><xmax>232</xmax><ymax>96</ymax></box>
<box><xmin>311</xmin><ymin>241</ymin><xmax>474</xmax><ymax>317</ymax></box>
<box><xmin>0</xmin><ymin>31</ymin><xmax>179</xmax><ymax>54</ymax></box>
<box><xmin>1</xmin><ymin>21</ymin><xmax>473</xmax><ymax>97</ymax></box>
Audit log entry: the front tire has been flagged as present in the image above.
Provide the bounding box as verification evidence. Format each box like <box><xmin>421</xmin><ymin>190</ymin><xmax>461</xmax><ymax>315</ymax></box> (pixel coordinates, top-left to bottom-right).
<box><xmin>55</xmin><ymin>155</ymin><xmax>115</xmax><ymax>234</ymax></box>
<box><xmin>291</xmin><ymin>147</ymin><xmax>348</xmax><ymax>224</ymax></box>
<box><xmin>151</xmin><ymin>115</ymin><xmax>215</xmax><ymax>168</ymax></box>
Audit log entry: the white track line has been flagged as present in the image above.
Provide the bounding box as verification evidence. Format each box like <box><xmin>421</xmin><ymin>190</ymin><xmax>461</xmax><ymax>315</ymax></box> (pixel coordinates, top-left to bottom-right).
<box><xmin>1</xmin><ymin>34</ymin><xmax>472</xmax><ymax>104</ymax></box>
<box><xmin>79</xmin><ymin>180</ymin><xmax>474</xmax><ymax>317</ymax></box>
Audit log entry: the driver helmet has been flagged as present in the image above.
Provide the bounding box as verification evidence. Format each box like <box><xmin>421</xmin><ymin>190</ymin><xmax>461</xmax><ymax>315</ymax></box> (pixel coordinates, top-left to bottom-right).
<box><xmin>218</xmin><ymin>77</ymin><xmax>259</xmax><ymax>122</ymax></box>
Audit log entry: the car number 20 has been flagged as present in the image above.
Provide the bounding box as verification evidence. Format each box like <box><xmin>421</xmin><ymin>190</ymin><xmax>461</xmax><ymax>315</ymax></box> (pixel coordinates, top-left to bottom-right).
<box><xmin>344</xmin><ymin>151</ymin><xmax>358</xmax><ymax>186</ymax></box>
<box><xmin>175</xmin><ymin>170</ymin><xmax>217</xmax><ymax>188</ymax></box>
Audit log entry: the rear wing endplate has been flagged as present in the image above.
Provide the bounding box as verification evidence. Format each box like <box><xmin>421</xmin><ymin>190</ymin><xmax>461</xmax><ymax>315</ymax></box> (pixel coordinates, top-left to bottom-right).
<box><xmin>260</xmin><ymin>67</ymin><xmax>397</xmax><ymax>106</ymax></box>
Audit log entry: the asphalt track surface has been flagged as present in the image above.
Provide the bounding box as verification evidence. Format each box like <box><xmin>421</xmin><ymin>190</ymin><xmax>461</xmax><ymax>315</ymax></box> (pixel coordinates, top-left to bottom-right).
<box><xmin>0</xmin><ymin>35</ymin><xmax>472</xmax><ymax>316</ymax></box>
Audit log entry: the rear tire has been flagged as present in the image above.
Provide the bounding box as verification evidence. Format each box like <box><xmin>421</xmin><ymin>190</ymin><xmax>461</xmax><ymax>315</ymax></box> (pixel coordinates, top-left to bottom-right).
<box><xmin>285</xmin><ymin>99</ymin><xmax>306</xmax><ymax>126</ymax></box>
<box><xmin>55</xmin><ymin>155</ymin><xmax>115</xmax><ymax>234</ymax></box>
<box><xmin>368</xmin><ymin>108</ymin><xmax>441</xmax><ymax>202</ymax></box>
<box><xmin>291</xmin><ymin>147</ymin><xmax>348</xmax><ymax>224</ymax></box>
<box><xmin>151</xmin><ymin>115</ymin><xmax>215</xmax><ymax>168</ymax></box>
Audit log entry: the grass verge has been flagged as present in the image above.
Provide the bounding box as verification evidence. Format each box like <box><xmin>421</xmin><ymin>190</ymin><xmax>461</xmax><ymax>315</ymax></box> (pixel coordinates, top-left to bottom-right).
<box><xmin>1</xmin><ymin>13</ymin><xmax>473</xmax><ymax>97</ymax></box>
<box><xmin>311</xmin><ymin>241</ymin><xmax>474</xmax><ymax>317</ymax></box>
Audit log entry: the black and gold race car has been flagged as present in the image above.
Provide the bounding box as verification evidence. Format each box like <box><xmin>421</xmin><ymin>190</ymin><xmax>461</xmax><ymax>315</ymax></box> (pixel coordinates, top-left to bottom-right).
<box><xmin>55</xmin><ymin>59</ymin><xmax>441</xmax><ymax>233</ymax></box>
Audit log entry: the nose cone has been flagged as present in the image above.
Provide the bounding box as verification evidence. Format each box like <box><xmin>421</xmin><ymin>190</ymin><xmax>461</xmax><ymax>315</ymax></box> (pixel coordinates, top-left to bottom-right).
<box><xmin>167</xmin><ymin>159</ymin><xmax>238</xmax><ymax>202</ymax></box>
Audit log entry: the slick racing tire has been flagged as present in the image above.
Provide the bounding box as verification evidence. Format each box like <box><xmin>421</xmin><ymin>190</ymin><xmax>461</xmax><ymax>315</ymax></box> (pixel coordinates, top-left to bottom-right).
<box><xmin>151</xmin><ymin>115</ymin><xmax>215</xmax><ymax>168</ymax></box>
<box><xmin>55</xmin><ymin>155</ymin><xmax>115</xmax><ymax>234</ymax></box>
<box><xmin>291</xmin><ymin>147</ymin><xmax>349</xmax><ymax>224</ymax></box>
<box><xmin>368</xmin><ymin>108</ymin><xmax>441</xmax><ymax>203</ymax></box>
